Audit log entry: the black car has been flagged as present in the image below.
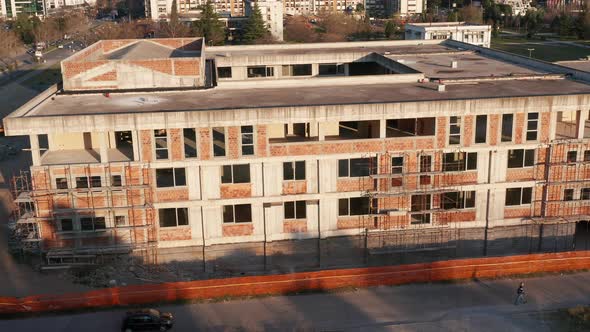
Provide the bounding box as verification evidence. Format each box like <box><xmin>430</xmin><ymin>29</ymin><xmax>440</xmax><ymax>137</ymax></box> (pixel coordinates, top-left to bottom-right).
<box><xmin>121</xmin><ymin>309</ymin><xmax>173</xmax><ymax>332</ymax></box>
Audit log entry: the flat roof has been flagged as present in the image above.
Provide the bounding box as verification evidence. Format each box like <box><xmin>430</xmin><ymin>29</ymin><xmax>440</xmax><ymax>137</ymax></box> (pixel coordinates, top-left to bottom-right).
<box><xmin>406</xmin><ymin>22</ymin><xmax>490</xmax><ymax>28</ymax></box>
<box><xmin>20</xmin><ymin>78</ymin><xmax>590</xmax><ymax>118</ymax></box>
<box><xmin>104</xmin><ymin>41</ymin><xmax>201</xmax><ymax>60</ymax></box>
<box><xmin>206</xmin><ymin>43</ymin><xmax>455</xmax><ymax>58</ymax></box>
<box><xmin>390</xmin><ymin>52</ymin><xmax>536</xmax><ymax>79</ymax></box>
<box><xmin>555</xmin><ymin>60</ymin><xmax>590</xmax><ymax>73</ymax></box>
<box><xmin>8</xmin><ymin>39</ymin><xmax>590</xmax><ymax>124</ymax></box>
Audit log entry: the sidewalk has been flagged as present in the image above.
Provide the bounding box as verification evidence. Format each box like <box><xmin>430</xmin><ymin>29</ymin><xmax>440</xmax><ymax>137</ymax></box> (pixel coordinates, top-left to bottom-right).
<box><xmin>1</xmin><ymin>271</ymin><xmax>589</xmax><ymax>331</ymax></box>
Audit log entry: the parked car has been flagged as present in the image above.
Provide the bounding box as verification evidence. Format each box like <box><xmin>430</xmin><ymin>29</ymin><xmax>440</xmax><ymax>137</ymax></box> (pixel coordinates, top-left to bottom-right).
<box><xmin>121</xmin><ymin>309</ymin><xmax>173</xmax><ymax>332</ymax></box>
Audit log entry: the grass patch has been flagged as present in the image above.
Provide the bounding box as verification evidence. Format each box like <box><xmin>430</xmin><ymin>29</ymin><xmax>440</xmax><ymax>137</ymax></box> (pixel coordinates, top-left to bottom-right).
<box><xmin>20</xmin><ymin>64</ymin><xmax>62</xmax><ymax>92</ymax></box>
<box><xmin>491</xmin><ymin>37</ymin><xmax>590</xmax><ymax>62</ymax></box>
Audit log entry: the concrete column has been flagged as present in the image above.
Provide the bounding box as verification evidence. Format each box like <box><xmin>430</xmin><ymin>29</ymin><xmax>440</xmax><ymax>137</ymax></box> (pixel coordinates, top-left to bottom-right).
<box><xmin>29</xmin><ymin>135</ymin><xmax>41</xmax><ymax>166</ymax></box>
<box><xmin>312</xmin><ymin>63</ymin><xmax>319</xmax><ymax>76</ymax></box>
<box><xmin>131</xmin><ymin>130</ymin><xmax>140</xmax><ymax>161</ymax></box>
<box><xmin>309</xmin><ymin>122</ymin><xmax>319</xmax><ymax>137</ymax></box>
<box><xmin>577</xmin><ymin>110</ymin><xmax>588</xmax><ymax>139</ymax></box>
<box><xmin>379</xmin><ymin>119</ymin><xmax>386</xmax><ymax>138</ymax></box>
<box><xmin>344</xmin><ymin>64</ymin><xmax>350</xmax><ymax>76</ymax></box>
<box><xmin>99</xmin><ymin>131</ymin><xmax>109</xmax><ymax>163</ymax></box>
<box><xmin>318</xmin><ymin>123</ymin><xmax>325</xmax><ymax>141</ymax></box>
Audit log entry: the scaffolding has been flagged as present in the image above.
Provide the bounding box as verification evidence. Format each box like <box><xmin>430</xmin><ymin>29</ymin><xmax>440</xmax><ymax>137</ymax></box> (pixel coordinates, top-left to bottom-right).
<box><xmin>359</xmin><ymin>149</ymin><xmax>474</xmax><ymax>254</ymax></box>
<box><xmin>529</xmin><ymin>140</ymin><xmax>590</xmax><ymax>231</ymax></box>
<box><xmin>9</xmin><ymin>162</ymin><xmax>157</xmax><ymax>265</ymax></box>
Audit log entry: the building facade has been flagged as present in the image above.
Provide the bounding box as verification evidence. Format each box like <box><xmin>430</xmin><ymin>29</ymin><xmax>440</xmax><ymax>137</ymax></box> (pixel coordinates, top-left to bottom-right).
<box><xmin>6</xmin><ymin>38</ymin><xmax>590</xmax><ymax>266</ymax></box>
<box><xmin>405</xmin><ymin>22</ymin><xmax>492</xmax><ymax>48</ymax></box>
<box><xmin>245</xmin><ymin>0</ymin><xmax>283</xmax><ymax>41</ymax></box>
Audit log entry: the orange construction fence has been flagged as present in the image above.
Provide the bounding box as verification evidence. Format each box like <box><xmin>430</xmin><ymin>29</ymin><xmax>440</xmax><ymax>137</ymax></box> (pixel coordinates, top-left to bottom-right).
<box><xmin>1</xmin><ymin>251</ymin><xmax>590</xmax><ymax>315</ymax></box>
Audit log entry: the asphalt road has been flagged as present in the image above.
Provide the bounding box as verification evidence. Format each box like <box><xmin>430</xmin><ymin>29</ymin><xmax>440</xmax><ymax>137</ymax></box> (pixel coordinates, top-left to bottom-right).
<box><xmin>2</xmin><ymin>271</ymin><xmax>590</xmax><ymax>331</ymax></box>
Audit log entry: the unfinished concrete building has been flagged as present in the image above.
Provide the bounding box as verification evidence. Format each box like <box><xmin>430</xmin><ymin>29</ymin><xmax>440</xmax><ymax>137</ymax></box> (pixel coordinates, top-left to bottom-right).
<box><xmin>6</xmin><ymin>37</ymin><xmax>590</xmax><ymax>269</ymax></box>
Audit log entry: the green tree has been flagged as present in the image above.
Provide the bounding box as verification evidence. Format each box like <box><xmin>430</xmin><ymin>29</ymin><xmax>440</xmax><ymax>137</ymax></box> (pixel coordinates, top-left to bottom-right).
<box><xmin>192</xmin><ymin>1</ymin><xmax>226</xmax><ymax>45</ymax></box>
<box><xmin>384</xmin><ymin>20</ymin><xmax>395</xmax><ymax>39</ymax></box>
<box><xmin>523</xmin><ymin>8</ymin><xmax>544</xmax><ymax>38</ymax></box>
<box><xmin>161</xmin><ymin>0</ymin><xmax>190</xmax><ymax>37</ymax></box>
<box><xmin>13</xmin><ymin>14</ymin><xmax>40</xmax><ymax>44</ymax></box>
<box><xmin>242</xmin><ymin>3</ymin><xmax>269</xmax><ymax>43</ymax></box>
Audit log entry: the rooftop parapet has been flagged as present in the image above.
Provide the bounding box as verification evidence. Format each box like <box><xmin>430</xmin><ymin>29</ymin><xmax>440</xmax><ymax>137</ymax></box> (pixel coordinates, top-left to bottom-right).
<box><xmin>60</xmin><ymin>38</ymin><xmax>205</xmax><ymax>92</ymax></box>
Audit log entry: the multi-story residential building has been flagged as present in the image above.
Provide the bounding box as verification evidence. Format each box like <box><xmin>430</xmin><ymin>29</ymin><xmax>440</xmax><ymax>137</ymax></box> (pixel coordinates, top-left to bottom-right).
<box><xmin>405</xmin><ymin>22</ymin><xmax>492</xmax><ymax>48</ymax></box>
<box><xmin>6</xmin><ymin>37</ymin><xmax>590</xmax><ymax>267</ymax></box>
<box><xmin>245</xmin><ymin>0</ymin><xmax>283</xmax><ymax>41</ymax></box>
<box><xmin>1</xmin><ymin>0</ymin><xmax>8</xmax><ymax>17</ymax></box>
<box><xmin>1</xmin><ymin>0</ymin><xmax>45</xmax><ymax>18</ymax></box>
<box><xmin>384</xmin><ymin>0</ymin><xmax>425</xmax><ymax>17</ymax></box>
<box><xmin>146</xmin><ymin>0</ymin><xmax>245</xmax><ymax>20</ymax></box>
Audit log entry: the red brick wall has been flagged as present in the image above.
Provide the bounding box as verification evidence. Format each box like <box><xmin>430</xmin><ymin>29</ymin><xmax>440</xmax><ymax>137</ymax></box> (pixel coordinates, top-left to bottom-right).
<box><xmin>489</xmin><ymin>114</ymin><xmax>499</xmax><ymax>145</ymax></box>
<box><xmin>173</xmin><ymin>59</ymin><xmax>200</xmax><ymax>76</ymax></box>
<box><xmin>282</xmin><ymin>181</ymin><xmax>307</xmax><ymax>195</ymax></box>
<box><xmin>62</xmin><ymin>61</ymin><xmax>108</xmax><ymax>79</ymax></box>
<box><xmin>140</xmin><ymin>130</ymin><xmax>153</xmax><ymax>162</ymax></box>
<box><xmin>436</xmin><ymin>210</ymin><xmax>476</xmax><ymax>224</ymax></box>
<box><xmin>169</xmin><ymin>129</ymin><xmax>182</xmax><ymax>161</ymax></box>
<box><xmin>101</xmin><ymin>40</ymin><xmax>136</xmax><ymax>53</ymax></box>
<box><xmin>88</xmin><ymin>70</ymin><xmax>116</xmax><ymax>82</ymax></box>
<box><xmin>130</xmin><ymin>59</ymin><xmax>173</xmax><ymax>75</ymax></box>
<box><xmin>199</xmin><ymin>128</ymin><xmax>211</xmax><ymax>160</ymax></box>
<box><xmin>336</xmin><ymin>178</ymin><xmax>375</xmax><ymax>192</ymax></box>
<box><xmin>270</xmin><ymin>140</ymin><xmax>383</xmax><ymax>157</ymax></box>
<box><xmin>463</xmin><ymin>115</ymin><xmax>474</xmax><ymax>147</ymax></box>
<box><xmin>283</xmin><ymin>220</ymin><xmax>308</xmax><ymax>233</ymax></box>
<box><xmin>540</xmin><ymin>112</ymin><xmax>551</xmax><ymax>142</ymax></box>
<box><xmin>257</xmin><ymin>125</ymin><xmax>267</xmax><ymax>157</ymax></box>
<box><xmin>227</xmin><ymin>126</ymin><xmax>240</xmax><ymax>159</ymax></box>
<box><xmin>155</xmin><ymin>188</ymin><xmax>189</xmax><ymax>202</ymax></box>
<box><xmin>514</xmin><ymin>113</ymin><xmax>525</xmax><ymax>144</ymax></box>
<box><xmin>437</xmin><ymin>117</ymin><xmax>447</xmax><ymax>148</ymax></box>
<box><xmin>506</xmin><ymin>168</ymin><xmax>535</xmax><ymax>182</ymax></box>
<box><xmin>504</xmin><ymin>207</ymin><xmax>531</xmax><ymax>218</ymax></box>
<box><xmin>220</xmin><ymin>183</ymin><xmax>252</xmax><ymax>199</ymax></box>
<box><xmin>159</xmin><ymin>227</ymin><xmax>192</xmax><ymax>241</ymax></box>
<box><xmin>223</xmin><ymin>224</ymin><xmax>254</xmax><ymax>237</ymax></box>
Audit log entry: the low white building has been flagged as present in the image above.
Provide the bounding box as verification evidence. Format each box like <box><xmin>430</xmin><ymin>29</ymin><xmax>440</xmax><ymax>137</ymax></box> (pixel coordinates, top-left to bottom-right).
<box><xmin>405</xmin><ymin>22</ymin><xmax>491</xmax><ymax>48</ymax></box>
<box><xmin>385</xmin><ymin>0</ymin><xmax>426</xmax><ymax>17</ymax></box>
<box><xmin>245</xmin><ymin>0</ymin><xmax>283</xmax><ymax>41</ymax></box>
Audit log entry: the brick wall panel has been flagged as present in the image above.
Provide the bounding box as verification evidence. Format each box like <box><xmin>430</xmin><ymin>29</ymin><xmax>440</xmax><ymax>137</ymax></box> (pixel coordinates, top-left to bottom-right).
<box><xmin>220</xmin><ymin>183</ymin><xmax>252</xmax><ymax>198</ymax></box>
<box><xmin>256</xmin><ymin>125</ymin><xmax>267</xmax><ymax>157</ymax></box>
<box><xmin>169</xmin><ymin>129</ymin><xmax>182</xmax><ymax>161</ymax></box>
<box><xmin>159</xmin><ymin>227</ymin><xmax>192</xmax><ymax>241</ymax></box>
<box><xmin>283</xmin><ymin>220</ymin><xmax>308</xmax><ymax>233</ymax></box>
<box><xmin>489</xmin><ymin>114</ymin><xmax>499</xmax><ymax>145</ymax></box>
<box><xmin>282</xmin><ymin>181</ymin><xmax>307</xmax><ymax>195</ymax></box>
<box><xmin>199</xmin><ymin>128</ymin><xmax>212</xmax><ymax>160</ymax></box>
<box><xmin>437</xmin><ymin>117</ymin><xmax>447</xmax><ymax>148</ymax></box>
<box><xmin>228</xmin><ymin>126</ymin><xmax>240</xmax><ymax>159</ymax></box>
<box><xmin>515</xmin><ymin>113</ymin><xmax>525</xmax><ymax>144</ymax></box>
<box><xmin>463</xmin><ymin>115</ymin><xmax>474</xmax><ymax>147</ymax></box>
<box><xmin>155</xmin><ymin>188</ymin><xmax>189</xmax><ymax>202</ymax></box>
<box><xmin>222</xmin><ymin>224</ymin><xmax>254</xmax><ymax>237</ymax></box>
<box><xmin>140</xmin><ymin>130</ymin><xmax>153</xmax><ymax>162</ymax></box>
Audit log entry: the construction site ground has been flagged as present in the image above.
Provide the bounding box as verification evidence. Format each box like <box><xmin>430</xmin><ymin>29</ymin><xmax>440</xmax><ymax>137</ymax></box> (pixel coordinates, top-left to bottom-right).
<box><xmin>2</xmin><ymin>271</ymin><xmax>590</xmax><ymax>331</ymax></box>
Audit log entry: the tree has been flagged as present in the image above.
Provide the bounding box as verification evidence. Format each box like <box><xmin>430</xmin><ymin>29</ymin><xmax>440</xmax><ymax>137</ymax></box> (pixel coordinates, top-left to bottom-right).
<box><xmin>384</xmin><ymin>20</ymin><xmax>395</xmax><ymax>39</ymax></box>
<box><xmin>0</xmin><ymin>29</ymin><xmax>24</xmax><ymax>75</ymax></box>
<box><xmin>160</xmin><ymin>0</ymin><xmax>190</xmax><ymax>37</ymax></box>
<box><xmin>460</xmin><ymin>5</ymin><xmax>483</xmax><ymax>24</ymax></box>
<box><xmin>192</xmin><ymin>1</ymin><xmax>226</xmax><ymax>45</ymax></box>
<box><xmin>242</xmin><ymin>3</ymin><xmax>269</xmax><ymax>43</ymax></box>
<box><xmin>522</xmin><ymin>8</ymin><xmax>544</xmax><ymax>38</ymax></box>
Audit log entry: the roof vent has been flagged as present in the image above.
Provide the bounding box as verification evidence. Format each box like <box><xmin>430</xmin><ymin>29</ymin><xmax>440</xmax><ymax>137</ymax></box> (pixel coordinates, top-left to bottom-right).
<box><xmin>438</xmin><ymin>84</ymin><xmax>446</xmax><ymax>92</ymax></box>
<box><xmin>451</xmin><ymin>61</ymin><xmax>458</xmax><ymax>69</ymax></box>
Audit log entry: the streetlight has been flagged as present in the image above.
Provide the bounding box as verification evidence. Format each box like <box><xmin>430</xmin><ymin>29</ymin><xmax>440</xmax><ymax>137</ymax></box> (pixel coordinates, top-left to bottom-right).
<box><xmin>527</xmin><ymin>48</ymin><xmax>535</xmax><ymax>58</ymax></box>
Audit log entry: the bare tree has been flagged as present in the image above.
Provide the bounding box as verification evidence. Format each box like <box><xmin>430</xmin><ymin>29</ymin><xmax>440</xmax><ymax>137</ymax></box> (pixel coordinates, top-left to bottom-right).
<box><xmin>0</xmin><ymin>29</ymin><xmax>24</xmax><ymax>74</ymax></box>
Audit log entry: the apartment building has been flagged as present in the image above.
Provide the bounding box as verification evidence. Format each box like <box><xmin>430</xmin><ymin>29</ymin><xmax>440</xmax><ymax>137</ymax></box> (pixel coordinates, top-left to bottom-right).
<box><xmin>6</xmin><ymin>37</ymin><xmax>590</xmax><ymax>266</ymax></box>
<box><xmin>384</xmin><ymin>0</ymin><xmax>425</xmax><ymax>17</ymax></box>
<box><xmin>405</xmin><ymin>22</ymin><xmax>492</xmax><ymax>48</ymax></box>
<box><xmin>1</xmin><ymin>0</ymin><xmax>45</xmax><ymax>18</ymax></box>
<box><xmin>146</xmin><ymin>0</ymin><xmax>244</xmax><ymax>20</ymax></box>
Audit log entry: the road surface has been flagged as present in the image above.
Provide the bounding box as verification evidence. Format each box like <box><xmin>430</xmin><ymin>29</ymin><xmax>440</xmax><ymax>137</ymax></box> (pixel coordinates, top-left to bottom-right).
<box><xmin>1</xmin><ymin>271</ymin><xmax>589</xmax><ymax>331</ymax></box>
